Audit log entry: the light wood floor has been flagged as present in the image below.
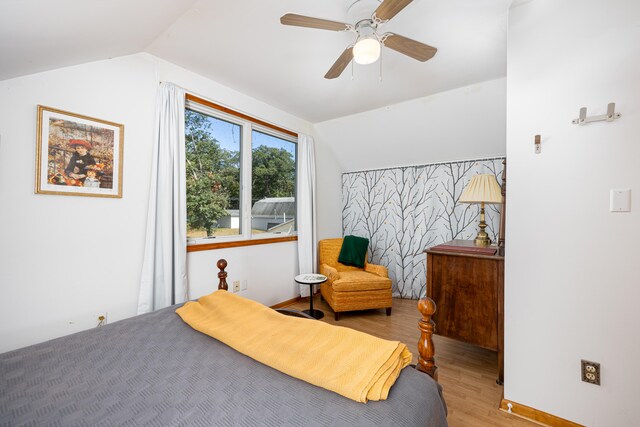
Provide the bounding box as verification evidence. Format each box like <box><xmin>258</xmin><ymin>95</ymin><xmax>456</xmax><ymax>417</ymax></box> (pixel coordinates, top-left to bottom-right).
<box><xmin>286</xmin><ymin>296</ymin><xmax>535</xmax><ymax>427</ymax></box>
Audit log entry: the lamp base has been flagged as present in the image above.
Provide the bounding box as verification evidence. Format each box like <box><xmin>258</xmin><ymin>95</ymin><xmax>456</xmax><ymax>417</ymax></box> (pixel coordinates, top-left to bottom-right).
<box><xmin>474</xmin><ymin>232</ymin><xmax>492</xmax><ymax>247</ymax></box>
<box><xmin>474</xmin><ymin>202</ymin><xmax>491</xmax><ymax>247</ymax></box>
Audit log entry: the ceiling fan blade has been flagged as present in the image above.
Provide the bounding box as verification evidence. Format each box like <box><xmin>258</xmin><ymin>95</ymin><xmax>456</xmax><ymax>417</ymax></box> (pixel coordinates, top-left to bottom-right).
<box><xmin>324</xmin><ymin>47</ymin><xmax>354</xmax><ymax>79</ymax></box>
<box><xmin>383</xmin><ymin>33</ymin><xmax>437</xmax><ymax>62</ymax></box>
<box><xmin>280</xmin><ymin>13</ymin><xmax>350</xmax><ymax>31</ymax></box>
<box><xmin>373</xmin><ymin>0</ymin><xmax>414</xmax><ymax>22</ymax></box>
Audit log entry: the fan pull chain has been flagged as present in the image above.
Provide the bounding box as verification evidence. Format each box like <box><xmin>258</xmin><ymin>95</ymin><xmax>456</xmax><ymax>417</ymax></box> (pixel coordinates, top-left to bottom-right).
<box><xmin>351</xmin><ymin>59</ymin><xmax>354</xmax><ymax>81</ymax></box>
<box><xmin>379</xmin><ymin>48</ymin><xmax>383</xmax><ymax>82</ymax></box>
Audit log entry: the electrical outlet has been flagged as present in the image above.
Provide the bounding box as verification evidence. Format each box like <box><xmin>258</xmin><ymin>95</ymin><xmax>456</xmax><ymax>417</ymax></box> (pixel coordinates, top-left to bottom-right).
<box><xmin>581</xmin><ymin>360</ymin><xmax>600</xmax><ymax>385</ymax></box>
<box><xmin>241</xmin><ymin>279</ymin><xmax>248</xmax><ymax>291</ymax></box>
<box><xmin>233</xmin><ymin>280</ymin><xmax>240</xmax><ymax>292</ymax></box>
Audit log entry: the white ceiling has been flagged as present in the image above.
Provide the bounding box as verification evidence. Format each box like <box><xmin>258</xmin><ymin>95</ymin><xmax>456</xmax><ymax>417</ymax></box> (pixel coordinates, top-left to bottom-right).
<box><xmin>0</xmin><ymin>0</ymin><xmax>198</xmax><ymax>79</ymax></box>
<box><xmin>0</xmin><ymin>0</ymin><xmax>510</xmax><ymax>123</ymax></box>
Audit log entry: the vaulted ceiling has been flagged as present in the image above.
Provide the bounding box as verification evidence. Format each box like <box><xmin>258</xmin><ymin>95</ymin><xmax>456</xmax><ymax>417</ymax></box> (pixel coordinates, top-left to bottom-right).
<box><xmin>0</xmin><ymin>0</ymin><xmax>510</xmax><ymax>123</ymax></box>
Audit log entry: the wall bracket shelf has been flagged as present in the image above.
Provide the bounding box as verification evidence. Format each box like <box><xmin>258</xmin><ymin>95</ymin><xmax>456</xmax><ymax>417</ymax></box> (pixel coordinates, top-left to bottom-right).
<box><xmin>572</xmin><ymin>102</ymin><xmax>621</xmax><ymax>125</ymax></box>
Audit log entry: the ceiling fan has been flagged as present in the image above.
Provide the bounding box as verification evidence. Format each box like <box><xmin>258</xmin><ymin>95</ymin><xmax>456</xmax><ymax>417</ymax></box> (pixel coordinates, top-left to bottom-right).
<box><xmin>280</xmin><ymin>0</ymin><xmax>437</xmax><ymax>79</ymax></box>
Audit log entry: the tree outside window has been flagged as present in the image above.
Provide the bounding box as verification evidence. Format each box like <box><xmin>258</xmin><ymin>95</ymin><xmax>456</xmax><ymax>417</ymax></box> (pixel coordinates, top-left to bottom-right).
<box><xmin>185</xmin><ymin>109</ymin><xmax>240</xmax><ymax>237</ymax></box>
<box><xmin>185</xmin><ymin>107</ymin><xmax>297</xmax><ymax>241</ymax></box>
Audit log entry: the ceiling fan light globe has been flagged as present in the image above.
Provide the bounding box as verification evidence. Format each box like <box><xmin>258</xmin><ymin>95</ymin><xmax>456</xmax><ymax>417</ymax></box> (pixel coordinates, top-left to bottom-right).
<box><xmin>353</xmin><ymin>38</ymin><xmax>381</xmax><ymax>64</ymax></box>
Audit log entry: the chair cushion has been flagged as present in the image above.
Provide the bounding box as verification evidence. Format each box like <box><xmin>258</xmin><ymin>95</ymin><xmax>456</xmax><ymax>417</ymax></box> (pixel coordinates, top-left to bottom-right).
<box><xmin>337</xmin><ymin>235</ymin><xmax>369</xmax><ymax>268</ymax></box>
<box><xmin>333</xmin><ymin>271</ymin><xmax>392</xmax><ymax>292</ymax></box>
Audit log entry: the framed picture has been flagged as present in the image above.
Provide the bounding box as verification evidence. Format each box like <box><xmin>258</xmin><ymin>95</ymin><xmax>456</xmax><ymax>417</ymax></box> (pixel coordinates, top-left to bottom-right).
<box><xmin>35</xmin><ymin>105</ymin><xmax>124</xmax><ymax>198</ymax></box>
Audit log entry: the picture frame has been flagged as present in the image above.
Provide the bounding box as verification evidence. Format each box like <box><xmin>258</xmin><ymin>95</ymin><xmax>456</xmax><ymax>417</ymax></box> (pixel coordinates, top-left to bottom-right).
<box><xmin>35</xmin><ymin>105</ymin><xmax>124</xmax><ymax>198</ymax></box>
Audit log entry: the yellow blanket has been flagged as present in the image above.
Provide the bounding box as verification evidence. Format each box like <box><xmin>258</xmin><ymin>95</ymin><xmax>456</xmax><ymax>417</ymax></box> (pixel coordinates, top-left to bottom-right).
<box><xmin>176</xmin><ymin>290</ymin><xmax>412</xmax><ymax>403</ymax></box>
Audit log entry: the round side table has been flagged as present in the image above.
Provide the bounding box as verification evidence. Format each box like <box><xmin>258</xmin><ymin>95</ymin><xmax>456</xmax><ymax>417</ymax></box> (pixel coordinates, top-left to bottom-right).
<box><xmin>294</xmin><ymin>274</ymin><xmax>328</xmax><ymax>320</ymax></box>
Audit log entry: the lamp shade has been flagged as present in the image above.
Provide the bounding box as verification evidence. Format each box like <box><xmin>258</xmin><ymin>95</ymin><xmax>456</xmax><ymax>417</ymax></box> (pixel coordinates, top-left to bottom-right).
<box><xmin>459</xmin><ymin>174</ymin><xmax>503</xmax><ymax>204</ymax></box>
<box><xmin>353</xmin><ymin>37</ymin><xmax>381</xmax><ymax>65</ymax></box>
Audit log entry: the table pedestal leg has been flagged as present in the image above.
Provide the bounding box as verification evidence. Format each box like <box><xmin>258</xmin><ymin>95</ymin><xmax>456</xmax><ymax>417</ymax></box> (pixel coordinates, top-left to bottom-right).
<box><xmin>302</xmin><ymin>284</ymin><xmax>324</xmax><ymax>320</ymax></box>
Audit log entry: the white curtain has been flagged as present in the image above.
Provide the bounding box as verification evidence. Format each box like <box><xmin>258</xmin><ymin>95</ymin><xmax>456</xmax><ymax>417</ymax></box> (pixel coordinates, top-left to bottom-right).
<box><xmin>137</xmin><ymin>82</ymin><xmax>188</xmax><ymax>314</ymax></box>
<box><xmin>296</xmin><ymin>134</ymin><xmax>317</xmax><ymax>297</ymax></box>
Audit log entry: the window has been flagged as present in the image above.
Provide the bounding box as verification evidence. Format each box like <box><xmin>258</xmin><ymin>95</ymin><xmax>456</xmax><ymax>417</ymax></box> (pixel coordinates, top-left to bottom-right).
<box><xmin>185</xmin><ymin>95</ymin><xmax>297</xmax><ymax>247</ymax></box>
<box><xmin>251</xmin><ymin>130</ymin><xmax>297</xmax><ymax>236</ymax></box>
<box><xmin>185</xmin><ymin>109</ymin><xmax>241</xmax><ymax>238</ymax></box>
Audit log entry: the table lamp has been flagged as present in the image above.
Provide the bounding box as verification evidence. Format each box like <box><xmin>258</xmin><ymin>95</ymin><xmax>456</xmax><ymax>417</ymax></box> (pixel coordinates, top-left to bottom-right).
<box><xmin>459</xmin><ymin>174</ymin><xmax>503</xmax><ymax>247</ymax></box>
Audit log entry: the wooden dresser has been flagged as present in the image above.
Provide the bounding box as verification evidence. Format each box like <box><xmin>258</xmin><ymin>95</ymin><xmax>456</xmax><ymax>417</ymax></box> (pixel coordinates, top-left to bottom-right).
<box><xmin>425</xmin><ymin>240</ymin><xmax>504</xmax><ymax>383</ymax></box>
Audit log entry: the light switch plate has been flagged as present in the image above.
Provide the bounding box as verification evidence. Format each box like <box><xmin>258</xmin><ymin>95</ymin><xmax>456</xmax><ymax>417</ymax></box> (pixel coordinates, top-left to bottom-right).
<box><xmin>610</xmin><ymin>189</ymin><xmax>631</xmax><ymax>212</ymax></box>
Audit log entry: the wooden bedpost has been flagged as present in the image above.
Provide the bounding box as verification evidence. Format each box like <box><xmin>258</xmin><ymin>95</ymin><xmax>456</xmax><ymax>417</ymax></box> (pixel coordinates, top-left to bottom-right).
<box><xmin>417</xmin><ymin>297</ymin><xmax>438</xmax><ymax>381</ymax></box>
<box><xmin>217</xmin><ymin>259</ymin><xmax>228</xmax><ymax>290</ymax></box>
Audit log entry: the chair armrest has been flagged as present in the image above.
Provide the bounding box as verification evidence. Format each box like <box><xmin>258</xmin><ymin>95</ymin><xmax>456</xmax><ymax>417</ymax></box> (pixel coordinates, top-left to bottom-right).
<box><xmin>320</xmin><ymin>264</ymin><xmax>340</xmax><ymax>282</ymax></box>
<box><xmin>365</xmin><ymin>262</ymin><xmax>388</xmax><ymax>278</ymax></box>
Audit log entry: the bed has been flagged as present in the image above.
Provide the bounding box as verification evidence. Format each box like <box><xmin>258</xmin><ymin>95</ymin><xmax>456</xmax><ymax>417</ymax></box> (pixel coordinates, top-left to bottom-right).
<box><xmin>0</xmin><ymin>260</ymin><xmax>447</xmax><ymax>426</ymax></box>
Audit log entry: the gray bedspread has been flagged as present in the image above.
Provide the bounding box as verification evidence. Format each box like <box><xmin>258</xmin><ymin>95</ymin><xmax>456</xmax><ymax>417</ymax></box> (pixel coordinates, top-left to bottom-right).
<box><xmin>0</xmin><ymin>304</ymin><xmax>447</xmax><ymax>426</ymax></box>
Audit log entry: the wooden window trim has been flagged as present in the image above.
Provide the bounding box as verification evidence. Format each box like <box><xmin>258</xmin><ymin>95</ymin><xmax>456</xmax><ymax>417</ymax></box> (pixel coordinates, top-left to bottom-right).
<box><xmin>187</xmin><ymin>235</ymin><xmax>298</xmax><ymax>252</ymax></box>
<box><xmin>185</xmin><ymin>94</ymin><xmax>298</xmax><ymax>250</ymax></box>
<box><xmin>185</xmin><ymin>93</ymin><xmax>297</xmax><ymax>138</ymax></box>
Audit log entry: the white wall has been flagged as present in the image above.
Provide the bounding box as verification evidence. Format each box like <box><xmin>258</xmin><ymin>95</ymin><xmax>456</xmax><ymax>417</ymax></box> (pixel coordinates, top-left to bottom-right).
<box><xmin>0</xmin><ymin>53</ymin><xmax>313</xmax><ymax>353</ymax></box>
<box><xmin>505</xmin><ymin>1</ymin><xmax>640</xmax><ymax>425</ymax></box>
<box><xmin>187</xmin><ymin>243</ymin><xmax>299</xmax><ymax>308</ymax></box>
<box><xmin>314</xmin><ymin>139</ymin><xmax>344</xmax><ymax>240</ymax></box>
<box><xmin>312</xmin><ymin>77</ymin><xmax>506</xmax><ymax>238</ymax></box>
<box><xmin>314</xmin><ymin>77</ymin><xmax>507</xmax><ymax>173</ymax></box>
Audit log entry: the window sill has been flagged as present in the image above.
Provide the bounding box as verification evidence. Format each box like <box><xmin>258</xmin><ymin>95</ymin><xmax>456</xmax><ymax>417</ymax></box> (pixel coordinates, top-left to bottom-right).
<box><xmin>187</xmin><ymin>235</ymin><xmax>298</xmax><ymax>252</ymax></box>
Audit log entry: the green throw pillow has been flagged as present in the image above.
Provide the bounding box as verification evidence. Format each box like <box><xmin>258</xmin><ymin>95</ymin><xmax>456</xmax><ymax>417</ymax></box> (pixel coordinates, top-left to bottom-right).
<box><xmin>338</xmin><ymin>235</ymin><xmax>369</xmax><ymax>268</ymax></box>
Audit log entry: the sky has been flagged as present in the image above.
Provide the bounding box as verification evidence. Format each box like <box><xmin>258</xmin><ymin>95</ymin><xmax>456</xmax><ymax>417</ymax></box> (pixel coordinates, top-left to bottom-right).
<box><xmin>200</xmin><ymin>112</ymin><xmax>296</xmax><ymax>157</ymax></box>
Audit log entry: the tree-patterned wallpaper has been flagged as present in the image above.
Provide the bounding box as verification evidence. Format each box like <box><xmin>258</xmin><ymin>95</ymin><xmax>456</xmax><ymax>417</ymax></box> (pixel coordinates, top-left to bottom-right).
<box><xmin>342</xmin><ymin>157</ymin><xmax>505</xmax><ymax>299</ymax></box>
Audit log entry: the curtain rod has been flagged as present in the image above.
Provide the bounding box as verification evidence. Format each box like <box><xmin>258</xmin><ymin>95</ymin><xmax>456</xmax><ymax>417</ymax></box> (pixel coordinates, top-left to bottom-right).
<box><xmin>159</xmin><ymin>81</ymin><xmax>300</xmax><ymax>139</ymax></box>
<box><xmin>343</xmin><ymin>156</ymin><xmax>506</xmax><ymax>175</ymax></box>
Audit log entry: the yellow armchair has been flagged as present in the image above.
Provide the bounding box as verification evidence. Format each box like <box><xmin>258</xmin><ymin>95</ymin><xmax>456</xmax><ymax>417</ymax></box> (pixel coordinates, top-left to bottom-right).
<box><xmin>318</xmin><ymin>238</ymin><xmax>393</xmax><ymax>321</ymax></box>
